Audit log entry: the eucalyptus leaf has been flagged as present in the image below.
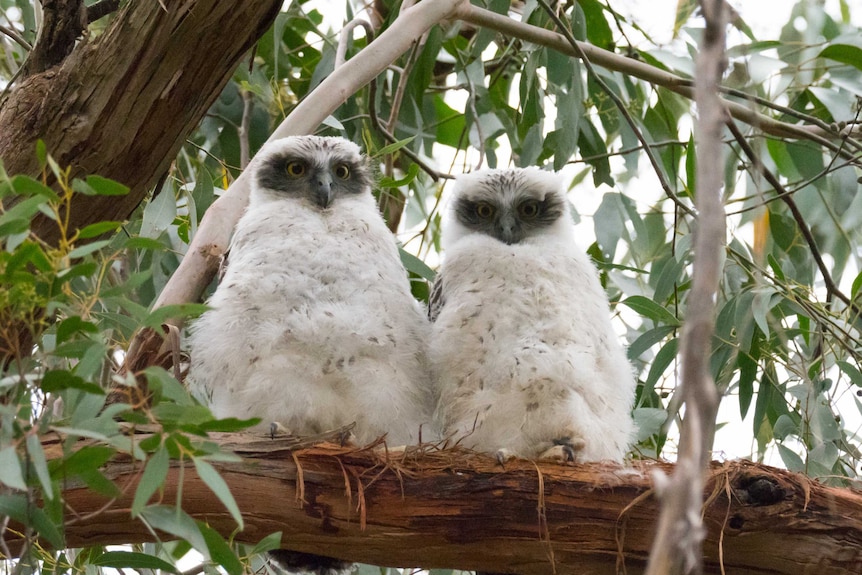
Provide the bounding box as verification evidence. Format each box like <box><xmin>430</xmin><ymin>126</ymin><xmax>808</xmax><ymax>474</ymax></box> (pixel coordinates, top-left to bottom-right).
<box><xmin>0</xmin><ymin>447</ymin><xmax>27</xmax><ymax>491</ymax></box>
<box><xmin>132</xmin><ymin>446</ymin><xmax>170</xmax><ymax>517</ymax></box>
<box><xmin>193</xmin><ymin>457</ymin><xmax>244</xmax><ymax>529</ymax></box>
<box><xmin>93</xmin><ymin>551</ymin><xmax>179</xmax><ymax>573</ymax></box>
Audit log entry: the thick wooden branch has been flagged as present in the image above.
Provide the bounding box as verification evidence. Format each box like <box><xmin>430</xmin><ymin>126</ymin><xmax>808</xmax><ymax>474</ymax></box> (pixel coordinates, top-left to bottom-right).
<box><xmin>14</xmin><ymin>432</ymin><xmax>862</xmax><ymax>574</ymax></box>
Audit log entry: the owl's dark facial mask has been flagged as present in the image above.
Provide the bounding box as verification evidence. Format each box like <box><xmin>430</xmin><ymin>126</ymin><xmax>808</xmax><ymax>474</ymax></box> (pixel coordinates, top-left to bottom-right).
<box><xmin>453</xmin><ymin>192</ymin><xmax>565</xmax><ymax>245</ymax></box>
<box><xmin>256</xmin><ymin>153</ymin><xmax>370</xmax><ymax>209</ymax></box>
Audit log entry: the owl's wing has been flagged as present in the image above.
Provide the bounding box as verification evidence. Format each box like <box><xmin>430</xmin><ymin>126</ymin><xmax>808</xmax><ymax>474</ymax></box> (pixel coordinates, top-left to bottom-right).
<box><xmin>217</xmin><ymin>247</ymin><xmax>230</xmax><ymax>283</ymax></box>
<box><xmin>217</xmin><ymin>228</ymin><xmax>242</xmax><ymax>284</ymax></box>
<box><xmin>427</xmin><ymin>269</ymin><xmax>445</xmax><ymax>323</ymax></box>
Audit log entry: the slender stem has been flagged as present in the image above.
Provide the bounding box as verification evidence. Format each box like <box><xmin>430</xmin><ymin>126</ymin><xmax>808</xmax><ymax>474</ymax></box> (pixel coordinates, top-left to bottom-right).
<box><xmin>726</xmin><ymin>119</ymin><xmax>856</xmax><ymax>312</ymax></box>
<box><xmin>0</xmin><ymin>24</ymin><xmax>31</xmax><ymax>50</ymax></box>
<box><xmin>239</xmin><ymin>89</ymin><xmax>253</xmax><ymax>169</ymax></box>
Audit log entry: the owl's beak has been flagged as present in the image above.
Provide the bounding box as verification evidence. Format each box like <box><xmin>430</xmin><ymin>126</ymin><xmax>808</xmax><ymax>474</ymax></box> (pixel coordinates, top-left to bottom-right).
<box><xmin>498</xmin><ymin>214</ymin><xmax>522</xmax><ymax>245</ymax></box>
<box><xmin>314</xmin><ymin>172</ymin><xmax>334</xmax><ymax>208</ymax></box>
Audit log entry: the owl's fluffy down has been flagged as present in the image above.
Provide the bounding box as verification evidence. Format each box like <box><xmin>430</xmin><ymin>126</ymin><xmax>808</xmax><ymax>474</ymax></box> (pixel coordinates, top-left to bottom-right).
<box><xmin>431</xmin><ymin>171</ymin><xmax>635</xmax><ymax>462</ymax></box>
<box><xmin>188</xmin><ymin>153</ymin><xmax>431</xmax><ymax>446</ymax></box>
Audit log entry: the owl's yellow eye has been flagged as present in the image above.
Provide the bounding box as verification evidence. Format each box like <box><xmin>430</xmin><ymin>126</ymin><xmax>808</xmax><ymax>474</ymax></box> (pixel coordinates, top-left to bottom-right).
<box><xmin>334</xmin><ymin>164</ymin><xmax>350</xmax><ymax>179</ymax></box>
<box><xmin>476</xmin><ymin>203</ymin><xmax>495</xmax><ymax>218</ymax></box>
<box><xmin>519</xmin><ymin>200</ymin><xmax>540</xmax><ymax>218</ymax></box>
<box><xmin>286</xmin><ymin>161</ymin><xmax>306</xmax><ymax>177</ymax></box>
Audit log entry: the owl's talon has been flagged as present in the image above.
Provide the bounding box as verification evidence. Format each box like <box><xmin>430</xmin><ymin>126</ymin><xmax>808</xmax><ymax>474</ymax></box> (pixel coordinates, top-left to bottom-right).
<box><xmin>339</xmin><ymin>430</ymin><xmax>358</xmax><ymax>447</ymax></box>
<box><xmin>540</xmin><ymin>437</ymin><xmax>586</xmax><ymax>463</ymax></box>
<box><xmin>269</xmin><ymin>422</ymin><xmax>292</xmax><ymax>439</ymax></box>
<box><xmin>495</xmin><ymin>448</ymin><xmax>514</xmax><ymax>466</ymax></box>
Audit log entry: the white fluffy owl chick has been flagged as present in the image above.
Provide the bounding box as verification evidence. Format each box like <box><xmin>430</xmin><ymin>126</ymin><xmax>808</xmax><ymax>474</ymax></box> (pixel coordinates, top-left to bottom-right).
<box><xmin>187</xmin><ymin>135</ymin><xmax>432</xmax><ymax>447</ymax></box>
<box><xmin>429</xmin><ymin>167</ymin><xmax>636</xmax><ymax>463</ymax></box>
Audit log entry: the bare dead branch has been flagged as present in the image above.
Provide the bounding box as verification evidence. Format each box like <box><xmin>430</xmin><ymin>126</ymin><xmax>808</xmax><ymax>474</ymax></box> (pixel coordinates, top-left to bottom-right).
<box><xmin>645</xmin><ymin>1</ymin><xmax>727</xmax><ymax>574</ymax></box>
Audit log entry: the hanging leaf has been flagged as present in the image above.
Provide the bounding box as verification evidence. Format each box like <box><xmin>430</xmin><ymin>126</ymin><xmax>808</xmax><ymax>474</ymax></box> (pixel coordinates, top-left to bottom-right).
<box><xmin>93</xmin><ymin>551</ymin><xmax>179</xmax><ymax>573</ymax></box>
<box><xmin>193</xmin><ymin>457</ymin><xmax>244</xmax><ymax>530</ymax></box>
<box><xmin>620</xmin><ymin>296</ymin><xmax>681</xmax><ymax>326</ymax></box>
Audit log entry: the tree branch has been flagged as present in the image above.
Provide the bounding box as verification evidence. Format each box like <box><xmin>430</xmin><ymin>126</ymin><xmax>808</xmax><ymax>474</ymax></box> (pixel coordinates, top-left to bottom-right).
<box><xmin>10</xmin><ymin>432</ymin><xmax>862</xmax><ymax>574</ymax></box>
<box><xmin>20</xmin><ymin>0</ymin><xmax>86</xmax><ymax>76</ymax></box>
<box><xmin>645</xmin><ymin>1</ymin><xmax>726</xmax><ymax>573</ymax></box>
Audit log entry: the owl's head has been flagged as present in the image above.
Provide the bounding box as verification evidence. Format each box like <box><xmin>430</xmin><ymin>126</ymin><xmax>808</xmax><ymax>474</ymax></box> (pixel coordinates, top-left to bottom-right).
<box><xmin>251</xmin><ymin>135</ymin><xmax>372</xmax><ymax>208</ymax></box>
<box><xmin>443</xmin><ymin>167</ymin><xmax>570</xmax><ymax>247</ymax></box>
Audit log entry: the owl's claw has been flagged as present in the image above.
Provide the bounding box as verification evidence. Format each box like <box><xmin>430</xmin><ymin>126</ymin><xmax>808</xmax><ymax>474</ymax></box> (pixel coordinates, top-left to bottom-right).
<box><xmin>495</xmin><ymin>448</ymin><xmax>514</xmax><ymax>466</ymax></box>
<box><xmin>540</xmin><ymin>437</ymin><xmax>586</xmax><ymax>463</ymax></box>
<box><xmin>338</xmin><ymin>429</ymin><xmax>358</xmax><ymax>447</ymax></box>
<box><xmin>269</xmin><ymin>422</ymin><xmax>292</xmax><ymax>439</ymax></box>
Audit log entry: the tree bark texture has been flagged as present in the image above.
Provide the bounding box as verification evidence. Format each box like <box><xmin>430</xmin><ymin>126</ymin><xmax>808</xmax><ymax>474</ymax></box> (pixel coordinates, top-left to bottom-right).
<box><xmin>0</xmin><ymin>0</ymin><xmax>281</xmax><ymax>246</ymax></box>
<box><xmin>14</xmin><ymin>432</ymin><xmax>862</xmax><ymax>574</ymax></box>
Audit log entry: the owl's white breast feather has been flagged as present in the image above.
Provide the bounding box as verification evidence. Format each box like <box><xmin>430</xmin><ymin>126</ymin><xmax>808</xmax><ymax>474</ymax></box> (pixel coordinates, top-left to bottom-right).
<box><xmin>431</xmin><ymin>206</ymin><xmax>635</xmax><ymax>461</ymax></box>
<box><xmin>188</xmin><ymin>192</ymin><xmax>432</xmax><ymax>445</ymax></box>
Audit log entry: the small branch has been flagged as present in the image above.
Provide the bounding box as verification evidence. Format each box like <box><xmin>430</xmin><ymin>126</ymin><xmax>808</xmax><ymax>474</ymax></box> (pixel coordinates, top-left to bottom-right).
<box><xmin>536</xmin><ymin>0</ymin><xmax>694</xmax><ymax>218</ymax></box>
<box><xmin>335</xmin><ymin>19</ymin><xmax>375</xmax><ymax>70</ymax></box>
<box><xmin>381</xmin><ymin>33</ymin><xmax>429</xmax><ymax>230</ymax></box>
<box><xmin>239</xmin><ymin>89</ymin><xmax>254</xmax><ymax>169</ymax></box>
<box><xmin>0</xmin><ymin>24</ymin><xmax>32</xmax><ymax>51</ymax></box>
<box><xmin>368</xmin><ymin>79</ymin><xmax>451</xmax><ymax>183</ymax></box>
<box><xmin>645</xmin><ymin>1</ymin><xmax>726</xmax><ymax>573</ymax></box>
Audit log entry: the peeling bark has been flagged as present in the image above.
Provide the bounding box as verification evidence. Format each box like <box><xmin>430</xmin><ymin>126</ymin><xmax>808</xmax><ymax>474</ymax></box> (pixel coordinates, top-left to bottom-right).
<box><xmin>9</xmin><ymin>432</ymin><xmax>862</xmax><ymax>574</ymax></box>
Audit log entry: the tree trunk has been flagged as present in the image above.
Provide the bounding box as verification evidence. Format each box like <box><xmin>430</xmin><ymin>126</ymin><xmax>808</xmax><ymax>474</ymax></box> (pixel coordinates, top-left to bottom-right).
<box><xmin>16</xmin><ymin>431</ymin><xmax>862</xmax><ymax>574</ymax></box>
<box><xmin>0</xmin><ymin>0</ymin><xmax>281</xmax><ymax>246</ymax></box>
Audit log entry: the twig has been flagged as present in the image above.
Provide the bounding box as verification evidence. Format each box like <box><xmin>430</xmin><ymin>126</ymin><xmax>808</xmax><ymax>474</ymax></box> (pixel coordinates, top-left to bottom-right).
<box><xmin>335</xmin><ymin>19</ymin><xmax>375</xmax><ymax>69</ymax></box>
<box><xmin>535</xmin><ymin>0</ymin><xmax>695</xmax><ymax>217</ymax></box>
<box><xmin>239</xmin><ymin>89</ymin><xmax>254</xmax><ymax>169</ymax></box>
<box><xmin>368</xmin><ymin>79</ymin><xmax>450</xmax><ymax>183</ymax></box>
<box><xmin>645</xmin><ymin>0</ymin><xmax>726</xmax><ymax>573</ymax></box>
<box><xmin>725</xmin><ymin>119</ymin><xmax>856</xmax><ymax>312</ymax></box>
<box><xmin>380</xmin><ymin>33</ymin><xmax>427</xmax><ymax>229</ymax></box>
<box><xmin>0</xmin><ymin>24</ymin><xmax>31</xmax><ymax>51</ymax></box>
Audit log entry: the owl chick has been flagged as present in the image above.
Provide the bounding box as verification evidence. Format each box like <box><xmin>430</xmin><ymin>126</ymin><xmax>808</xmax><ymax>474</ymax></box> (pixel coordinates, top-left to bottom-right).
<box><xmin>429</xmin><ymin>167</ymin><xmax>635</xmax><ymax>463</ymax></box>
<box><xmin>187</xmin><ymin>135</ymin><xmax>432</xmax><ymax>447</ymax></box>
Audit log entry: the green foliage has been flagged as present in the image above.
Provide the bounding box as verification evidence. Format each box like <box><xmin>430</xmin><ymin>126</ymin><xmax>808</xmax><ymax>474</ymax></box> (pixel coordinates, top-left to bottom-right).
<box><xmin>0</xmin><ymin>154</ymin><xmax>263</xmax><ymax>573</ymax></box>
